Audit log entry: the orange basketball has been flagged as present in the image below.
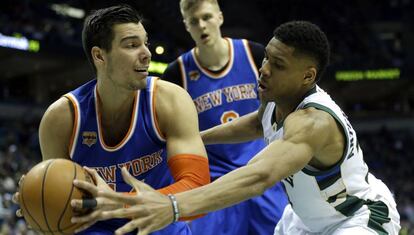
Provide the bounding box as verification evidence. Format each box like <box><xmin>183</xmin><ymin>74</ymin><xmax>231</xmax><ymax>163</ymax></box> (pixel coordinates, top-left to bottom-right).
<box><xmin>19</xmin><ymin>159</ymin><xmax>95</xmax><ymax>234</ymax></box>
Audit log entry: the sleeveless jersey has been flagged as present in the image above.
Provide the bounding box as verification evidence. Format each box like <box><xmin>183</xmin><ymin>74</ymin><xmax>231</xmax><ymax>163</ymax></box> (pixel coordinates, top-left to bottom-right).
<box><xmin>261</xmin><ymin>86</ymin><xmax>393</xmax><ymax>232</ymax></box>
<box><xmin>64</xmin><ymin>77</ymin><xmax>187</xmax><ymax>234</ymax></box>
<box><xmin>177</xmin><ymin>38</ymin><xmax>266</xmax><ymax>178</ymax></box>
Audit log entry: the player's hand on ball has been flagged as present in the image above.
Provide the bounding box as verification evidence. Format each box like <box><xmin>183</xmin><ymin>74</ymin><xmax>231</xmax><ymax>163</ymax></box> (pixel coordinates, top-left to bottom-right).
<box><xmin>12</xmin><ymin>175</ymin><xmax>25</xmax><ymax>217</ymax></box>
<box><xmin>71</xmin><ymin>166</ymin><xmax>124</xmax><ymax>233</ymax></box>
<box><xmin>97</xmin><ymin>167</ymin><xmax>173</xmax><ymax>235</ymax></box>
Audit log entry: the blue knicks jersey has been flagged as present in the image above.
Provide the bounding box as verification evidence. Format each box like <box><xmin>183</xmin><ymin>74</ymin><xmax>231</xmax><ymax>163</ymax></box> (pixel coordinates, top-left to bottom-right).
<box><xmin>64</xmin><ymin>77</ymin><xmax>188</xmax><ymax>234</ymax></box>
<box><xmin>177</xmin><ymin>38</ymin><xmax>266</xmax><ymax>179</ymax></box>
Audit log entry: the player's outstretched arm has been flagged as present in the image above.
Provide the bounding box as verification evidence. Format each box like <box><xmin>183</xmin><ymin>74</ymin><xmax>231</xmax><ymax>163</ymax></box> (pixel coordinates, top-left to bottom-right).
<box><xmin>98</xmin><ymin>167</ymin><xmax>173</xmax><ymax>235</ymax></box>
<box><xmin>201</xmin><ymin>109</ymin><xmax>263</xmax><ymax>145</ymax></box>
<box><xmin>176</xmin><ymin>108</ymin><xmax>341</xmax><ymax>217</ymax></box>
<box><xmin>96</xmin><ymin>108</ymin><xmax>340</xmax><ymax>234</ymax></box>
<box><xmin>201</xmin><ymin>101</ymin><xmax>268</xmax><ymax>145</ymax></box>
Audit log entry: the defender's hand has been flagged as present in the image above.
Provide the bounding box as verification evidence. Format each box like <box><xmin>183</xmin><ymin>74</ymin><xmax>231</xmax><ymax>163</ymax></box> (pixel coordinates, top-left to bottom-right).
<box><xmin>71</xmin><ymin>167</ymin><xmax>123</xmax><ymax>233</ymax></box>
<box><xmin>98</xmin><ymin>168</ymin><xmax>174</xmax><ymax>235</ymax></box>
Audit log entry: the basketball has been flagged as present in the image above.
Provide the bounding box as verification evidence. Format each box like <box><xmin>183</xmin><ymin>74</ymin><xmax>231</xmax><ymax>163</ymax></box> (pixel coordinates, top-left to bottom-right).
<box><xmin>19</xmin><ymin>159</ymin><xmax>95</xmax><ymax>234</ymax></box>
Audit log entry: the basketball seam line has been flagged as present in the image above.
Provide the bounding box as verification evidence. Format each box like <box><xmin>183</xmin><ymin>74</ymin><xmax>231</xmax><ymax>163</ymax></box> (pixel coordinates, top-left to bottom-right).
<box><xmin>20</xmin><ymin>171</ymin><xmax>44</xmax><ymax>232</ymax></box>
<box><xmin>42</xmin><ymin>160</ymin><xmax>55</xmax><ymax>235</ymax></box>
<box><xmin>58</xmin><ymin>162</ymin><xmax>77</xmax><ymax>232</ymax></box>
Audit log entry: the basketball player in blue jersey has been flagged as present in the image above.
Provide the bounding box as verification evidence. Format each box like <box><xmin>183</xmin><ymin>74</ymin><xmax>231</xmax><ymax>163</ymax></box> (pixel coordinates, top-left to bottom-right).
<box><xmin>162</xmin><ymin>1</ymin><xmax>287</xmax><ymax>234</ymax></box>
<box><xmin>12</xmin><ymin>5</ymin><xmax>210</xmax><ymax>235</ymax></box>
<box><xmin>90</xmin><ymin>21</ymin><xmax>400</xmax><ymax>235</ymax></box>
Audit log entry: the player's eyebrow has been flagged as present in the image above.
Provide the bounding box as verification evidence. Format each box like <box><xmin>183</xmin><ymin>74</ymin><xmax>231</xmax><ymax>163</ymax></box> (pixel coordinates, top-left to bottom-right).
<box><xmin>120</xmin><ymin>35</ymin><xmax>142</xmax><ymax>43</ymax></box>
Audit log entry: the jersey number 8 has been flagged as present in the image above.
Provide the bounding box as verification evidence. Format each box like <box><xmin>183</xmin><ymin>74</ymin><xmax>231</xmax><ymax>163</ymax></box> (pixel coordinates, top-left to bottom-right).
<box><xmin>220</xmin><ymin>111</ymin><xmax>240</xmax><ymax>124</ymax></box>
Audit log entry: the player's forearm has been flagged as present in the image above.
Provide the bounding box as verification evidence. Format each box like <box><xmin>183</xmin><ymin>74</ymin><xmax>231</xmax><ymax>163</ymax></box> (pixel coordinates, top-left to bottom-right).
<box><xmin>175</xmin><ymin>163</ymin><xmax>270</xmax><ymax>217</ymax></box>
<box><xmin>201</xmin><ymin>111</ymin><xmax>263</xmax><ymax>144</ymax></box>
<box><xmin>174</xmin><ymin>139</ymin><xmax>312</xmax><ymax>218</ymax></box>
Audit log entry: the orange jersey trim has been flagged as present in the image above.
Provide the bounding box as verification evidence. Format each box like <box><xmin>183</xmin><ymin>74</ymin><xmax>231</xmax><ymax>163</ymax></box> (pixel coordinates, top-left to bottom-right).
<box><xmin>177</xmin><ymin>57</ymin><xmax>187</xmax><ymax>90</ymax></box>
<box><xmin>151</xmin><ymin>78</ymin><xmax>166</xmax><ymax>140</ymax></box>
<box><xmin>63</xmin><ymin>94</ymin><xmax>79</xmax><ymax>158</ymax></box>
<box><xmin>242</xmin><ymin>39</ymin><xmax>259</xmax><ymax>79</ymax></box>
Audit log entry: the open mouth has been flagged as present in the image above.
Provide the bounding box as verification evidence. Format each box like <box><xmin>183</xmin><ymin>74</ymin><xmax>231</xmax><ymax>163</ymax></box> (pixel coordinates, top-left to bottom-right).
<box><xmin>135</xmin><ymin>68</ymin><xmax>148</xmax><ymax>73</ymax></box>
<box><xmin>258</xmin><ymin>81</ymin><xmax>267</xmax><ymax>90</ymax></box>
<box><xmin>201</xmin><ymin>34</ymin><xmax>209</xmax><ymax>40</ymax></box>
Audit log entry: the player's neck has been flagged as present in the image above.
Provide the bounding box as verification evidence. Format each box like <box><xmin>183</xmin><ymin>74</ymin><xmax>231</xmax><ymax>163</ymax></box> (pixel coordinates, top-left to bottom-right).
<box><xmin>96</xmin><ymin>80</ymin><xmax>135</xmax><ymax>121</ymax></box>
<box><xmin>196</xmin><ymin>37</ymin><xmax>229</xmax><ymax>70</ymax></box>
<box><xmin>275</xmin><ymin>88</ymin><xmax>313</xmax><ymax>120</ymax></box>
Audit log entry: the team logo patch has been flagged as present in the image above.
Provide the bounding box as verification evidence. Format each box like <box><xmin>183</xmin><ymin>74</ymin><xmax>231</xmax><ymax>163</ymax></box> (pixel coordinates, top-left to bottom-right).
<box><xmin>189</xmin><ymin>70</ymin><xmax>200</xmax><ymax>81</ymax></box>
<box><xmin>82</xmin><ymin>131</ymin><xmax>97</xmax><ymax>147</ymax></box>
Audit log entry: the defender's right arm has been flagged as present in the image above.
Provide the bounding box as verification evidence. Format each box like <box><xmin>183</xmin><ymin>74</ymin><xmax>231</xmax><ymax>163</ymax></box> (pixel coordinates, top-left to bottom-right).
<box><xmin>201</xmin><ymin>103</ymin><xmax>267</xmax><ymax>145</ymax></box>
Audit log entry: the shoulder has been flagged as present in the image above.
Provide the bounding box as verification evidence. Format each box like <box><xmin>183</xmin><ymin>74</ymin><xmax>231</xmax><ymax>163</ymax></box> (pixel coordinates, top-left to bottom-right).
<box><xmin>246</xmin><ymin>40</ymin><xmax>265</xmax><ymax>51</ymax></box>
<box><xmin>284</xmin><ymin>107</ymin><xmax>337</xmax><ymax>144</ymax></box>
<box><xmin>154</xmin><ymin>80</ymin><xmax>193</xmax><ymax>110</ymax></box>
<box><xmin>243</xmin><ymin>40</ymin><xmax>264</xmax><ymax>70</ymax></box>
<box><xmin>39</xmin><ymin>96</ymin><xmax>75</xmax><ymax>159</ymax></box>
<box><xmin>161</xmin><ymin>59</ymin><xmax>184</xmax><ymax>87</ymax></box>
<box><xmin>153</xmin><ymin>79</ymin><xmax>198</xmax><ymax>135</ymax></box>
<box><xmin>39</xmin><ymin>97</ymin><xmax>74</xmax><ymax>146</ymax></box>
<box><xmin>242</xmin><ymin>39</ymin><xmax>264</xmax><ymax>56</ymax></box>
<box><xmin>285</xmin><ymin>108</ymin><xmax>334</xmax><ymax>131</ymax></box>
<box><xmin>42</xmin><ymin>97</ymin><xmax>74</xmax><ymax>125</ymax></box>
<box><xmin>163</xmin><ymin>59</ymin><xmax>180</xmax><ymax>75</ymax></box>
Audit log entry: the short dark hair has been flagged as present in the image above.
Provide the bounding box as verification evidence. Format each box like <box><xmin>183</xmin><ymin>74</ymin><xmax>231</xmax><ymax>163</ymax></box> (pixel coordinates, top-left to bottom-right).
<box><xmin>179</xmin><ymin>0</ymin><xmax>220</xmax><ymax>16</ymax></box>
<box><xmin>82</xmin><ymin>4</ymin><xmax>142</xmax><ymax>73</ymax></box>
<box><xmin>273</xmin><ymin>21</ymin><xmax>330</xmax><ymax>82</ymax></box>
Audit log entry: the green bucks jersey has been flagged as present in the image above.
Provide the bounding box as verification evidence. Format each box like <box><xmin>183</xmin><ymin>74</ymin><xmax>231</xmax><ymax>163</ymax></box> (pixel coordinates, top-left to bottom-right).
<box><xmin>262</xmin><ymin>86</ymin><xmax>398</xmax><ymax>233</ymax></box>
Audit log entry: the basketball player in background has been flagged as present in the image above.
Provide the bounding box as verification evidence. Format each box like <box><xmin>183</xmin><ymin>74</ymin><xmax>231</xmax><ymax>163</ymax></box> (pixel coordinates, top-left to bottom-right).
<box><xmin>13</xmin><ymin>4</ymin><xmax>210</xmax><ymax>234</ymax></box>
<box><xmin>162</xmin><ymin>0</ymin><xmax>287</xmax><ymax>234</ymax></box>
<box><xmin>91</xmin><ymin>21</ymin><xmax>401</xmax><ymax>235</ymax></box>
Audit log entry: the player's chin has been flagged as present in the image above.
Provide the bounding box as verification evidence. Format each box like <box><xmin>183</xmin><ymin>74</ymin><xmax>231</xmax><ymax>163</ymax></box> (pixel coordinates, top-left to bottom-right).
<box><xmin>128</xmin><ymin>78</ymin><xmax>146</xmax><ymax>90</ymax></box>
<box><xmin>258</xmin><ymin>90</ymin><xmax>269</xmax><ymax>102</ymax></box>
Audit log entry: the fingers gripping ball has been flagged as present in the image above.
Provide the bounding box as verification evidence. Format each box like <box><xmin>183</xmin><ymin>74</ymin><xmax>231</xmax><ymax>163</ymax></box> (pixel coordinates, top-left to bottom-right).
<box><xmin>19</xmin><ymin>159</ymin><xmax>95</xmax><ymax>234</ymax></box>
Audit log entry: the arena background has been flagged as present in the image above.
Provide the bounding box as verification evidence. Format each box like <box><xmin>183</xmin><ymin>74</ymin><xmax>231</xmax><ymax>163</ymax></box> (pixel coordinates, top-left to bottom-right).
<box><xmin>0</xmin><ymin>0</ymin><xmax>413</xmax><ymax>234</ymax></box>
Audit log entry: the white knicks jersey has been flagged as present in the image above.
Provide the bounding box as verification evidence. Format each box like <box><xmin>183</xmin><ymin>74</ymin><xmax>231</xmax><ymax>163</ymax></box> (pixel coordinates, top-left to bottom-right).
<box><xmin>262</xmin><ymin>86</ymin><xmax>397</xmax><ymax>233</ymax></box>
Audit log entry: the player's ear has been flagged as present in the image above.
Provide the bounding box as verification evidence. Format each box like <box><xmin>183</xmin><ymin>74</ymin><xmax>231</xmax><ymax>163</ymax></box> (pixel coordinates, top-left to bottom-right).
<box><xmin>183</xmin><ymin>19</ymin><xmax>190</xmax><ymax>32</ymax></box>
<box><xmin>303</xmin><ymin>67</ymin><xmax>316</xmax><ymax>84</ymax></box>
<box><xmin>218</xmin><ymin>11</ymin><xmax>224</xmax><ymax>26</ymax></box>
<box><xmin>91</xmin><ymin>46</ymin><xmax>105</xmax><ymax>65</ymax></box>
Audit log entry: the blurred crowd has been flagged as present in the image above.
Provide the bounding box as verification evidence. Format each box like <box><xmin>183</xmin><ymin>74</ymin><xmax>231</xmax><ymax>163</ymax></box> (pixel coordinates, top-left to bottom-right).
<box><xmin>0</xmin><ymin>118</ymin><xmax>413</xmax><ymax>234</ymax></box>
<box><xmin>1</xmin><ymin>0</ymin><xmax>413</xmax><ymax>113</ymax></box>
<box><xmin>0</xmin><ymin>0</ymin><xmax>410</xmax><ymax>66</ymax></box>
<box><xmin>0</xmin><ymin>119</ymin><xmax>40</xmax><ymax>235</ymax></box>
